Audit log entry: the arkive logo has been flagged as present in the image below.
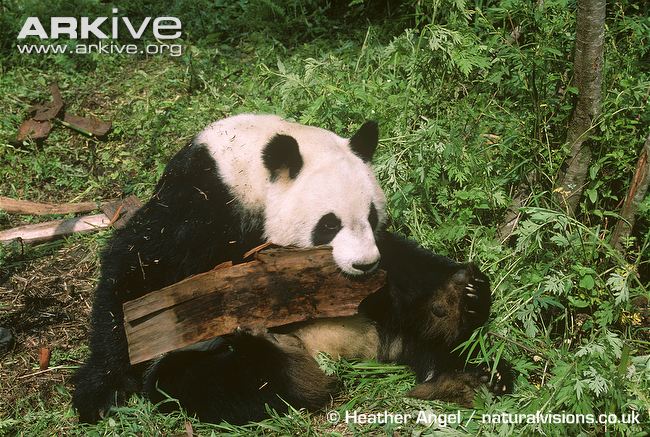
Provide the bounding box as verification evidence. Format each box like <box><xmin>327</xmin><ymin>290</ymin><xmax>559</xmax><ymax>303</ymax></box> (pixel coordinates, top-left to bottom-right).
<box><xmin>17</xmin><ymin>9</ymin><xmax>182</xmax><ymax>40</ymax></box>
<box><xmin>15</xmin><ymin>8</ymin><xmax>183</xmax><ymax>57</ymax></box>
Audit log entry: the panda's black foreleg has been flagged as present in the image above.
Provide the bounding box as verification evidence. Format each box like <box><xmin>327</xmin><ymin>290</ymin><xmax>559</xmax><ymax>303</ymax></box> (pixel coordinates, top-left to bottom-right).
<box><xmin>374</xmin><ymin>231</ymin><xmax>492</xmax><ymax>349</ymax></box>
<box><xmin>374</xmin><ymin>232</ymin><xmax>513</xmax><ymax>404</ymax></box>
<box><xmin>436</xmin><ymin>261</ymin><xmax>492</xmax><ymax>347</ymax></box>
<box><xmin>405</xmin><ymin>257</ymin><xmax>513</xmax><ymax>404</ymax></box>
<box><xmin>72</xmin><ymin>280</ymin><xmax>139</xmax><ymax>423</ymax></box>
<box><xmin>409</xmin><ymin>259</ymin><xmax>514</xmax><ymax>401</ymax></box>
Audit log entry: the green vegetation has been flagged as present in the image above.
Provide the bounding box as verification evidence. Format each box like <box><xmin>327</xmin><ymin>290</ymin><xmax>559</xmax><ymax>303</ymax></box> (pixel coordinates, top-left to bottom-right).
<box><xmin>1</xmin><ymin>0</ymin><xmax>648</xmax><ymax>435</ymax></box>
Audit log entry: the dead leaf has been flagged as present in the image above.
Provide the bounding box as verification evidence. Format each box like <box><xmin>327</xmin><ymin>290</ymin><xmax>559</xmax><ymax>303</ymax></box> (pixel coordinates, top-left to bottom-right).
<box><xmin>31</xmin><ymin>83</ymin><xmax>64</xmax><ymax>121</ymax></box>
<box><xmin>17</xmin><ymin>119</ymin><xmax>52</xmax><ymax>141</ymax></box>
<box><xmin>39</xmin><ymin>347</ymin><xmax>51</xmax><ymax>371</ymax></box>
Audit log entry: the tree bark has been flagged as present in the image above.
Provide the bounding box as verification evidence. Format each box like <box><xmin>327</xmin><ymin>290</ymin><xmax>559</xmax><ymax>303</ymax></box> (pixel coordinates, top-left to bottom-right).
<box><xmin>610</xmin><ymin>133</ymin><xmax>650</xmax><ymax>250</ymax></box>
<box><xmin>554</xmin><ymin>0</ymin><xmax>606</xmax><ymax>215</ymax></box>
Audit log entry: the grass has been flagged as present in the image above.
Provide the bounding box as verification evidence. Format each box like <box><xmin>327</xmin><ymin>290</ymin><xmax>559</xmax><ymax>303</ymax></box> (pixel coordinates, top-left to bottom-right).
<box><xmin>1</xmin><ymin>0</ymin><xmax>649</xmax><ymax>435</ymax></box>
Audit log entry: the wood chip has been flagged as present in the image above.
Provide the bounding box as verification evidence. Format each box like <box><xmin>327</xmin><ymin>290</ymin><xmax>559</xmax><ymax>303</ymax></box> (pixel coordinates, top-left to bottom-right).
<box><xmin>100</xmin><ymin>196</ymin><xmax>142</xmax><ymax>229</ymax></box>
<box><xmin>62</xmin><ymin>113</ymin><xmax>112</xmax><ymax>137</ymax></box>
<box><xmin>30</xmin><ymin>83</ymin><xmax>64</xmax><ymax>121</ymax></box>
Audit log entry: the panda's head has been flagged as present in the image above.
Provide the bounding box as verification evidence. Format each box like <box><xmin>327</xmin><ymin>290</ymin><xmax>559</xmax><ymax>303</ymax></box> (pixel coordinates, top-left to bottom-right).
<box><xmin>262</xmin><ymin>121</ymin><xmax>386</xmax><ymax>276</ymax></box>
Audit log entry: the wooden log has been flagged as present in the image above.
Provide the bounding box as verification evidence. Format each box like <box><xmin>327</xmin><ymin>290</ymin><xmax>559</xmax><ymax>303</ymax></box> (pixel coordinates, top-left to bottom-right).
<box><xmin>0</xmin><ymin>213</ymin><xmax>110</xmax><ymax>244</ymax></box>
<box><xmin>0</xmin><ymin>196</ymin><xmax>100</xmax><ymax>215</ymax></box>
<box><xmin>124</xmin><ymin>247</ymin><xmax>387</xmax><ymax>364</ymax></box>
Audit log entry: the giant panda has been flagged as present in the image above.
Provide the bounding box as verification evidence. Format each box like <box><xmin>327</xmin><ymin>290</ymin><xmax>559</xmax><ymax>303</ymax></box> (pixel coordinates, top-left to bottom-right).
<box><xmin>144</xmin><ymin>234</ymin><xmax>513</xmax><ymax>424</ymax></box>
<box><xmin>72</xmin><ymin>114</ymin><xmax>388</xmax><ymax>423</ymax></box>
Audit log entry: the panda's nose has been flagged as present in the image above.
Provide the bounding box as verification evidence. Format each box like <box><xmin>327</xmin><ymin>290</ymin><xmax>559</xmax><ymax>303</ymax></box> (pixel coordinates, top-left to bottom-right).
<box><xmin>352</xmin><ymin>261</ymin><xmax>378</xmax><ymax>273</ymax></box>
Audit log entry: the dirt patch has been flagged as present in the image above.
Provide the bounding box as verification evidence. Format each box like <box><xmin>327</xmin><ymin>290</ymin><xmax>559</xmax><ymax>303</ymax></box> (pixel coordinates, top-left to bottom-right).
<box><xmin>0</xmin><ymin>242</ymin><xmax>98</xmax><ymax>416</ymax></box>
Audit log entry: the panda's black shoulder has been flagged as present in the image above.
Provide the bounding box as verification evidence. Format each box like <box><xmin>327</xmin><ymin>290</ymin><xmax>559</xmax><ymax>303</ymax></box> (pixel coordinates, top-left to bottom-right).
<box><xmin>96</xmin><ymin>141</ymin><xmax>257</xmax><ymax>294</ymax></box>
<box><xmin>152</xmin><ymin>141</ymin><xmax>223</xmax><ymax>202</ymax></box>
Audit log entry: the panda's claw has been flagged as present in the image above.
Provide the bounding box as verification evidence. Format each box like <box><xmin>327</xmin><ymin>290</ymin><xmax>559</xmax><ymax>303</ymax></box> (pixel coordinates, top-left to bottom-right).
<box><xmin>467</xmin><ymin>310</ymin><xmax>476</xmax><ymax>314</ymax></box>
<box><xmin>466</xmin><ymin>293</ymin><xmax>478</xmax><ymax>299</ymax></box>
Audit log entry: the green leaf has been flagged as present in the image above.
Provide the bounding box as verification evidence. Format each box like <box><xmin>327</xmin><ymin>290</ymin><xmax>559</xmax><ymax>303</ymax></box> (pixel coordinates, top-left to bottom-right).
<box><xmin>585</xmin><ymin>188</ymin><xmax>597</xmax><ymax>203</ymax></box>
<box><xmin>568</xmin><ymin>295</ymin><xmax>590</xmax><ymax>308</ymax></box>
<box><xmin>579</xmin><ymin>275</ymin><xmax>595</xmax><ymax>290</ymax></box>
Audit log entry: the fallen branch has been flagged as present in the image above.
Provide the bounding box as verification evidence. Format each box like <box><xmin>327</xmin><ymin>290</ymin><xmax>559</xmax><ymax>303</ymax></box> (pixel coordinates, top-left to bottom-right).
<box><xmin>0</xmin><ymin>196</ymin><xmax>142</xmax><ymax>244</ymax></box>
<box><xmin>124</xmin><ymin>247</ymin><xmax>387</xmax><ymax>364</ymax></box>
<box><xmin>0</xmin><ymin>214</ymin><xmax>110</xmax><ymax>244</ymax></box>
<box><xmin>17</xmin><ymin>365</ymin><xmax>77</xmax><ymax>379</ymax></box>
<box><xmin>0</xmin><ymin>196</ymin><xmax>101</xmax><ymax>215</ymax></box>
<box><xmin>611</xmin><ymin>133</ymin><xmax>650</xmax><ymax>250</ymax></box>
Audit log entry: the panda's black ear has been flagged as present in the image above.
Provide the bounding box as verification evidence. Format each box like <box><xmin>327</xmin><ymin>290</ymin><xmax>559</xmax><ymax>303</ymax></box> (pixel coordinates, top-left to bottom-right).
<box><xmin>262</xmin><ymin>134</ymin><xmax>303</xmax><ymax>181</ymax></box>
<box><xmin>350</xmin><ymin>121</ymin><xmax>378</xmax><ymax>162</ymax></box>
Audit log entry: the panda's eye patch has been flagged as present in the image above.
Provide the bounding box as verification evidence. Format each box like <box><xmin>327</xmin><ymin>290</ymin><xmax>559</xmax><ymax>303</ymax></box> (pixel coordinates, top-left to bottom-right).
<box><xmin>368</xmin><ymin>203</ymin><xmax>378</xmax><ymax>230</ymax></box>
<box><xmin>311</xmin><ymin>213</ymin><xmax>342</xmax><ymax>245</ymax></box>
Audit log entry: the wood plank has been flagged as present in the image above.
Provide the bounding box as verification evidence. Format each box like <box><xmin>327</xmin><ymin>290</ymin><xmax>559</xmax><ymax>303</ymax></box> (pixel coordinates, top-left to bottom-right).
<box><xmin>124</xmin><ymin>247</ymin><xmax>386</xmax><ymax>364</ymax></box>
<box><xmin>0</xmin><ymin>213</ymin><xmax>110</xmax><ymax>244</ymax></box>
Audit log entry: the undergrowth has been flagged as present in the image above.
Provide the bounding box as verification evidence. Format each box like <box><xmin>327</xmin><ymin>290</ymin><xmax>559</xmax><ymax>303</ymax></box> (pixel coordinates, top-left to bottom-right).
<box><xmin>0</xmin><ymin>0</ymin><xmax>648</xmax><ymax>435</ymax></box>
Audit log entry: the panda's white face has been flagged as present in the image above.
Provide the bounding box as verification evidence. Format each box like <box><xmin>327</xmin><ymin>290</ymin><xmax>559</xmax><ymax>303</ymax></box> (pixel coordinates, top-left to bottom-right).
<box><xmin>264</xmin><ymin>153</ymin><xmax>386</xmax><ymax>275</ymax></box>
<box><xmin>259</xmin><ymin>119</ymin><xmax>386</xmax><ymax>275</ymax></box>
<box><xmin>199</xmin><ymin>114</ymin><xmax>386</xmax><ymax>275</ymax></box>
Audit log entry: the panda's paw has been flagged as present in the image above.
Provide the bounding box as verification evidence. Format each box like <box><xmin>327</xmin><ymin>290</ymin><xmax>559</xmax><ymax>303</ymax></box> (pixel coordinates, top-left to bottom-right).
<box><xmin>233</xmin><ymin>326</ymin><xmax>305</xmax><ymax>354</ymax></box>
<box><xmin>72</xmin><ymin>378</ymin><xmax>122</xmax><ymax>424</ymax></box>
<box><xmin>407</xmin><ymin>360</ymin><xmax>513</xmax><ymax>406</ymax></box>
<box><xmin>234</xmin><ymin>325</ymin><xmax>269</xmax><ymax>338</ymax></box>
<box><xmin>454</xmin><ymin>263</ymin><xmax>491</xmax><ymax>330</ymax></box>
<box><xmin>477</xmin><ymin>361</ymin><xmax>514</xmax><ymax>396</ymax></box>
